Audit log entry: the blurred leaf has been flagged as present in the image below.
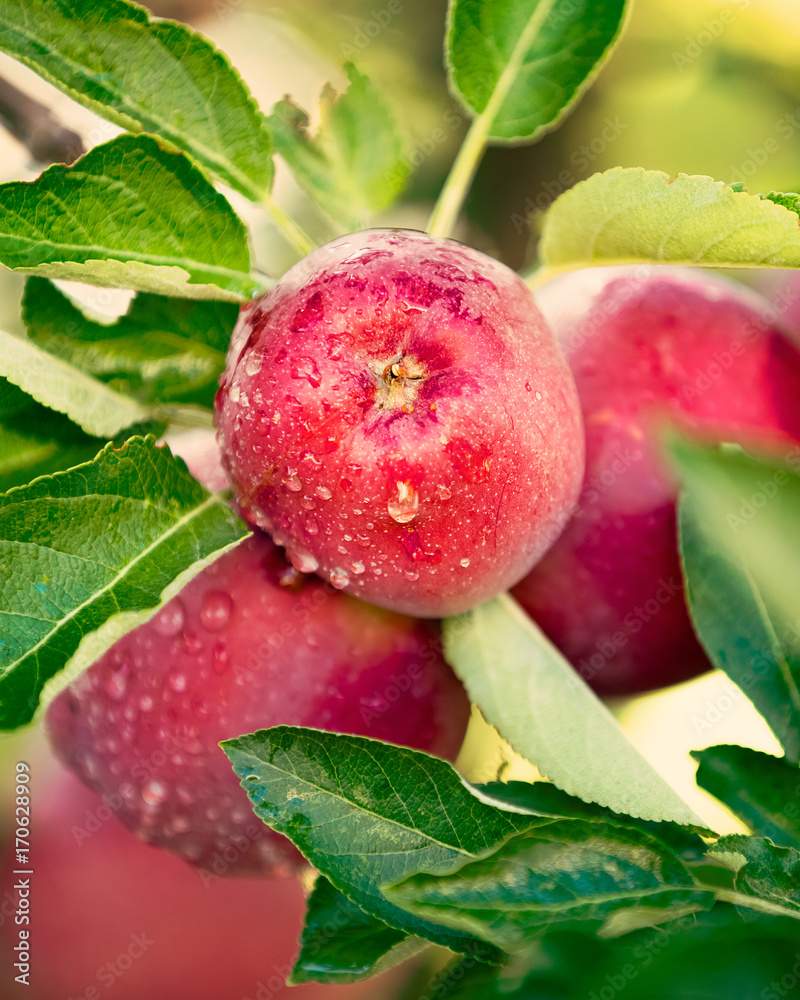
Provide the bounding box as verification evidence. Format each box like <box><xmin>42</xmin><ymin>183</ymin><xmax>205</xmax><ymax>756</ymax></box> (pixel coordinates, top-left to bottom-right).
<box><xmin>446</xmin><ymin>0</ymin><xmax>629</xmax><ymax>142</ymax></box>
<box><xmin>223</xmin><ymin>726</ymin><xmax>545</xmax><ymax>960</ymax></box>
<box><xmin>270</xmin><ymin>64</ymin><xmax>409</xmax><ymax>228</ymax></box>
<box><xmin>0</xmin><ymin>135</ymin><xmax>257</xmax><ymax>301</ymax></box>
<box><xmin>693</xmin><ymin>746</ymin><xmax>800</xmax><ymax>851</ymax></box>
<box><xmin>0</xmin><ymin>0</ymin><xmax>273</xmax><ymax>200</ymax></box>
<box><xmin>0</xmin><ymin>436</ymin><xmax>248</xmax><ymax>730</ymax></box>
<box><xmin>0</xmin><ymin>328</ymin><xmax>147</xmax><ymax>437</ymax></box>
<box><xmin>540</xmin><ymin>168</ymin><xmax>800</xmax><ymax>270</ymax></box>
<box><xmin>444</xmin><ymin>595</ymin><xmax>703</xmax><ymax>827</ymax></box>
<box><xmin>0</xmin><ymin>379</ymin><xmax>107</xmax><ymax>492</ymax></box>
<box><xmin>292</xmin><ymin>877</ymin><xmax>423</xmax><ymax>984</ymax></box>
<box><xmin>711</xmin><ymin>835</ymin><xmax>800</xmax><ymax>920</ymax></box>
<box><xmin>673</xmin><ymin>439</ymin><xmax>800</xmax><ymax>762</ymax></box>
<box><xmin>386</xmin><ymin>820</ymin><xmax>713</xmax><ymax>952</ymax></box>
<box><xmin>23</xmin><ymin>279</ymin><xmax>237</xmax><ymax>409</ymax></box>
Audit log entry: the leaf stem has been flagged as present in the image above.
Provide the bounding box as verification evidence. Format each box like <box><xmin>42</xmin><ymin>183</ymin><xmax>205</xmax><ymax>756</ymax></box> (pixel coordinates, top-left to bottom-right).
<box><xmin>426</xmin><ymin>0</ymin><xmax>560</xmax><ymax>239</ymax></box>
<box><xmin>704</xmin><ymin>886</ymin><xmax>800</xmax><ymax>921</ymax></box>
<box><xmin>262</xmin><ymin>193</ymin><xmax>316</xmax><ymax>257</ymax></box>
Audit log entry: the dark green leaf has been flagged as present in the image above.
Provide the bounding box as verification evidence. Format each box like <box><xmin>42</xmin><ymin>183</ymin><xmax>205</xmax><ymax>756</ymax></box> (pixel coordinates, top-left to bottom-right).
<box><xmin>693</xmin><ymin>746</ymin><xmax>800</xmax><ymax>852</ymax></box>
<box><xmin>672</xmin><ymin>439</ymin><xmax>800</xmax><ymax>762</ymax></box>
<box><xmin>0</xmin><ymin>435</ymin><xmax>248</xmax><ymax>730</ymax></box>
<box><xmin>269</xmin><ymin>64</ymin><xmax>409</xmax><ymax>228</ymax></box>
<box><xmin>23</xmin><ymin>278</ymin><xmax>237</xmax><ymax>409</ymax></box>
<box><xmin>223</xmin><ymin>726</ymin><xmax>544</xmax><ymax>960</ymax></box>
<box><xmin>292</xmin><ymin>877</ymin><xmax>423</xmax><ymax>984</ymax></box>
<box><xmin>710</xmin><ymin>835</ymin><xmax>800</xmax><ymax>920</ymax></box>
<box><xmin>386</xmin><ymin>820</ymin><xmax>713</xmax><ymax>952</ymax></box>
<box><xmin>0</xmin><ymin>0</ymin><xmax>273</xmax><ymax>201</ymax></box>
<box><xmin>0</xmin><ymin>135</ymin><xmax>257</xmax><ymax>301</ymax></box>
<box><xmin>446</xmin><ymin>0</ymin><xmax>629</xmax><ymax>143</ymax></box>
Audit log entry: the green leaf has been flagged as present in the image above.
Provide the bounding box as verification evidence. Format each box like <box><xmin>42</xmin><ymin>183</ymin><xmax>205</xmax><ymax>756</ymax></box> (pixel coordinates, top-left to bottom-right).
<box><xmin>222</xmin><ymin>726</ymin><xmax>544</xmax><ymax>960</ymax></box>
<box><xmin>693</xmin><ymin>746</ymin><xmax>800</xmax><ymax>852</ymax></box>
<box><xmin>710</xmin><ymin>835</ymin><xmax>800</xmax><ymax>920</ymax></box>
<box><xmin>0</xmin><ymin>134</ymin><xmax>257</xmax><ymax>301</ymax></box>
<box><xmin>473</xmin><ymin>781</ymin><xmax>708</xmax><ymax>861</ymax></box>
<box><xmin>0</xmin><ymin>435</ymin><xmax>248</xmax><ymax>730</ymax></box>
<box><xmin>672</xmin><ymin>439</ymin><xmax>800</xmax><ymax>762</ymax></box>
<box><xmin>0</xmin><ymin>379</ymin><xmax>107</xmax><ymax>493</ymax></box>
<box><xmin>292</xmin><ymin>877</ymin><xmax>423</xmax><ymax>985</ymax></box>
<box><xmin>540</xmin><ymin>168</ymin><xmax>800</xmax><ymax>271</ymax></box>
<box><xmin>0</xmin><ymin>0</ymin><xmax>273</xmax><ymax>201</ymax></box>
<box><xmin>22</xmin><ymin>279</ymin><xmax>237</xmax><ymax>410</ymax></box>
<box><xmin>0</xmin><ymin>328</ymin><xmax>148</xmax><ymax>437</ymax></box>
<box><xmin>269</xmin><ymin>64</ymin><xmax>409</xmax><ymax>229</ymax></box>
<box><xmin>446</xmin><ymin>0</ymin><xmax>629</xmax><ymax>143</ymax></box>
<box><xmin>386</xmin><ymin>820</ymin><xmax>713</xmax><ymax>952</ymax></box>
<box><xmin>444</xmin><ymin>595</ymin><xmax>704</xmax><ymax>827</ymax></box>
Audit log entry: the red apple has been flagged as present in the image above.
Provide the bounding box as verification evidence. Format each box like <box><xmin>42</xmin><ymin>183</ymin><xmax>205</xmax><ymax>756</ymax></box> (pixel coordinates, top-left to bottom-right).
<box><xmin>0</xmin><ymin>749</ymin><xmax>395</xmax><ymax>1000</ymax></box>
<box><xmin>214</xmin><ymin>229</ymin><xmax>584</xmax><ymax>618</ymax></box>
<box><xmin>46</xmin><ymin>527</ymin><xmax>470</xmax><ymax>875</ymax></box>
<box><xmin>513</xmin><ymin>266</ymin><xmax>800</xmax><ymax>694</ymax></box>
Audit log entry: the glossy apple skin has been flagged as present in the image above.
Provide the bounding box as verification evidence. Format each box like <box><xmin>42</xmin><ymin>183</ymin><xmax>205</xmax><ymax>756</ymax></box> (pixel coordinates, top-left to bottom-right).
<box><xmin>46</xmin><ymin>529</ymin><xmax>470</xmax><ymax>875</ymax></box>
<box><xmin>513</xmin><ymin>266</ymin><xmax>800</xmax><ymax>695</ymax></box>
<box><xmin>0</xmin><ymin>753</ymin><xmax>390</xmax><ymax>1000</ymax></box>
<box><xmin>214</xmin><ymin>229</ymin><xmax>584</xmax><ymax>618</ymax></box>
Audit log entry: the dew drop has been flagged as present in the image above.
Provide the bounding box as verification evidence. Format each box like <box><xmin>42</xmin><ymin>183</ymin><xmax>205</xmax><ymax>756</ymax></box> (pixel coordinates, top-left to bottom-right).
<box><xmin>330</xmin><ymin>567</ymin><xmax>350</xmax><ymax>589</ymax></box>
<box><xmin>388</xmin><ymin>480</ymin><xmax>419</xmax><ymax>523</ymax></box>
<box><xmin>154</xmin><ymin>599</ymin><xmax>185</xmax><ymax>637</ymax></box>
<box><xmin>200</xmin><ymin>591</ymin><xmax>233</xmax><ymax>632</ymax></box>
<box><xmin>284</xmin><ymin>470</ymin><xmax>302</xmax><ymax>492</ymax></box>
<box><xmin>181</xmin><ymin>630</ymin><xmax>203</xmax><ymax>655</ymax></box>
<box><xmin>306</xmin><ymin>516</ymin><xmax>319</xmax><ymax>536</ymax></box>
<box><xmin>169</xmin><ymin>672</ymin><xmax>187</xmax><ymax>692</ymax></box>
<box><xmin>337</xmin><ymin>545</ymin><xmax>347</xmax><ymax>555</ymax></box>
<box><xmin>436</xmin><ymin>485</ymin><xmax>451</xmax><ymax>501</ymax></box>
<box><xmin>339</xmin><ymin>478</ymin><xmax>353</xmax><ymax>492</ymax></box>
<box><xmin>356</xmin><ymin>534</ymin><xmax>371</xmax><ymax>548</ymax></box>
<box><xmin>141</xmin><ymin>779</ymin><xmax>168</xmax><ymax>806</ymax></box>
<box><xmin>350</xmin><ymin>560</ymin><xmax>365</xmax><ymax>575</ymax></box>
<box><xmin>104</xmin><ymin>667</ymin><xmax>128</xmax><ymax>702</ymax></box>
<box><xmin>535</xmin><ymin>391</ymin><xmax>542</xmax><ymax>400</ymax></box>
<box><xmin>244</xmin><ymin>354</ymin><xmax>262</xmax><ymax>377</ymax></box>
<box><xmin>525</xmin><ymin>382</ymin><xmax>532</xmax><ymax>392</ymax></box>
<box><xmin>404</xmin><ymin>570</ymin><xmax>419</xmax><ymax>581</ymax></box>
<box><xmin>325</xmin><ymin>437</ymin><xmax>339</xmax><ymax>453</ymax></box>
<box><xmin>291</xmin><ymin>356</ymin><xmax>322</xmax><ymax>388</ymax></box>
<box><xmin>301</xmin><ymin>495</ymin><xmax>317</xmax><ymax>511</ymax></box>
<box><xmin>460</xmin><ymin>558</ymin><xmax>471</xmax><ymax>568</ymax></box>
<box><xmin>138</xmin><ymin>695</ymin><xmax>154</xmax><ymax>713</ymax></box>
<box><xmin>212</xmin><ymin>642</ymin><xmax>229</xmax><ymax>675</ymax></box>
<box><xmin>171</xmin><ymin>816</ymin><xmax>191</xmax><ymax>833</ymax></box>
<box><xmin>316</xmin><ymin>485</ymin><xmax>333</xmax><ymax>500</ymax></box>
<box><xmin>290</xmin><ymin>550</ymin><xmax>319</xmax><ymax>574</ymax></box>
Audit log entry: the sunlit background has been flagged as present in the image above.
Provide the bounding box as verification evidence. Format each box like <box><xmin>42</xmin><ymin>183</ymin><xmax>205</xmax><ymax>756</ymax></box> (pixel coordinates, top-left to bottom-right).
<box><xmin>2</xmin><ymin>0</ymin><xmax>800</xmax><ymax>997</ymax></box>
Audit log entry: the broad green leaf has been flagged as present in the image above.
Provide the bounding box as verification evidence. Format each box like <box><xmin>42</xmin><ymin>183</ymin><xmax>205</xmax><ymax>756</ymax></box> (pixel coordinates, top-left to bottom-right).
<box><xmin>0</xmin><ymin>135</ymin><xmax>257</xmax><ymax>301</ymax></box>
<box><xmin>0</xmin><ymin>328</ymin><xmax>147</xmax><ymax>437</ymax></box>
<box><xmin>386</xmin><ymin>820</ymin><xmax>712</xmax><ymax>952</ymax></box>
<box><xmin>0</xmin><ymin>379</ymin><xmax>107</xmax><ymax>493</ymax></box>
<box><xmin>292</xmin><ymin>877</ymin><xmax>423</xmax><ymax>985</ymax></box>
<box><xmin>270</xmin><ymin>64</ymin><xmax>409</xmax><ymax>229</ymax></box>
<box><xmin>0</xmin><ymin>436</ymin><xmax>248</xmax><ymax>730</ymax></box>
<box><xmin>693</xmin><ymin>746</ymin><xmax>800</xmax><ymax>852</ymax></box>
<box><xmin>23</xmin><ymin>279</ymin><xmax>237</xmax><ymax>410</ymax></box>
<box><xmin>444</xmin><ymin>595</ymin><xmax>703</xmax><ymax>827</ymax></box>
<box><xmin>710</xmin><ymin>835</ymin><xmax>800</xmax><ymax>921</ymax></box>
<box><xmin>446</xmin><ymin>0</ymin><xmax>629</xmax><ymax>142</ymax></box>
<box><xmin>473</xmin><ymin>781</ymin><xmax>708</xmax><ymax>860</ymax></box>
<box><xmin>223</xmin><ymin>726</ymin><xmax>545</xmax><ymax>959</ymax></box>
<box><xmin>540</xmin><ymin>168</ymin><xmax>800</xmax><ymax>271</ymax></box>
<box><xmin>672</xmin><ymin>439</ymin><xmax>800</xmax><ymax>762</ymax></box>
<box><xmin>0</xmin><ymin>0</ymin><xmax>273</xmax><ymax>201</ymax></box>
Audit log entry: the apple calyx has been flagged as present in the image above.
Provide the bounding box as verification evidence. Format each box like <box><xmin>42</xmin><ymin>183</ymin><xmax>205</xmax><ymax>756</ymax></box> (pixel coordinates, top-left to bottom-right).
<box><xmin>375</xmin><ymin>354</ymin><xmax>426</xmax><ymax>413</ymax></box>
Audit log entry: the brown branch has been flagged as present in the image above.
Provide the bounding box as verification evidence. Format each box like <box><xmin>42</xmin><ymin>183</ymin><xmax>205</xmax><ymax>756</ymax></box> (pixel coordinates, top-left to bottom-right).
<box><xmin>0</xmin><ymin>76</ymin><xmax>85</xmax><ymax>165</ymax></box>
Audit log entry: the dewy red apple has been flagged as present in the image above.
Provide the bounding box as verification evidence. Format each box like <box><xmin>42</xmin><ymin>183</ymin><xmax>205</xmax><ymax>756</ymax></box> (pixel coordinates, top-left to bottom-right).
<box><xmin>214</xmin><ymin>229</ymin><xmax>584</xmax><ymax>617</ymax></box>
<box><xmin>46</xmin><ymin>527</ymin><xmax>470</xmax><ymax>875</ymax></box>
<box><xmin>513</xmin><ymin>266</ymin><xmax>800</xmax><ymax>695</ymax></box>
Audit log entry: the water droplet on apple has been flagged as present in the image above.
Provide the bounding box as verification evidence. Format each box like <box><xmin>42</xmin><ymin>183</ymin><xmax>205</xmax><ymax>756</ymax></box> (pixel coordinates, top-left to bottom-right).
<box><xmin>284</xmin><ymin>470</ymin><xmax>302</xmax><ymax>491</ymax></box>
<box><xmin>301</xmin><ymin>495</ymin><xmax>317</xmax><ymax>510</ymax></box>
<box><xmin>330</xmin><ymin>567</ymin><xmax>350</xmax><ymax>589</ymax></box>
<box><xmin>291</xmin><ymin>356</ymin><xmax>322</xmax><ymax>388</ymax></box>
<box><xmin>460</xmin><ymin>558</ymin><xmax>470</xmax><ymax>568</ymax></box>
<box><xmin>142</xmin><ymin>779</ymin><xmax>168</xmax><ymax>805</ymax></box>
<box><xmin>350</xmin><ymin>561</ymin><xmax>366</xmax><ymax>575</ymax></box>
<box><xmin>356</xmin><ymin>534</ymin><xmax>371</xmax><ymax>548</ymax></box>
<box><xmin>290</xmin><ymin>550</ymin><xmax>319</xmax><ymax>574</ymax></box>
<box><xmin>212</xmin><ymin>642</ymin><xmax>229</xmax><ymax>674</ymax></box>
<box><xmin>525</xmin><ymin>382</ymin><xmax>532</xmax><ymax>392</ymax></box>
<box><xmin>436</xmin><ymin>485</ymin><xmax>451</xmax><ymax>501</ymax></box>
<box><xmin>138</xmin><ymin>694</ymin><xmax>154</xmax><ymax>712</ymax></box>
<box><xmin>153</xmin><ymin>599</ymin><xmax>185</xmax><ymax>637</ymax></box>
<box><xmin>404</xmin><ymin>570</ymin><xmax>419</xmax><ymax>581</ymax></box>
<box><xmin>104</xmin><ymin>667</ymin><xmax>129</xmax><ymax>701</ymax></box>
<box><xmin>181</xmin><ymin>630</ymin><xmax>203</xmax><ymax>655</ymax></box>
<box><xmin>169</xmin><ymin>672</ymin><xmax>187</xmax><ymax>692</ymax></box>
<box><xmin>200</xmin><ymin>591</ymin><xmax>233</xmax><ymax>631</ymax></box>
<box><xmin>316</xmin><ymin>485</ymin><xmax>333</xmax><ymax>500</ymax></box>
<box><xmin>388</xmin><ymin>480</ymin><xmax>419</xmax><ymax>523</ymax></box>
<box><xmin>244</xmin><ymin>354</ymin><xmax>262</xmax><ymax>377</ymax></box>
<box><xmin>306</xmin><ymin>516</ymin><xmax>319</xmax><ymax>535</ymax></box>
<box><xmin>536</xmin><ymin>391</ymin><xmax>542</xmax><ymax>400</ymax></box>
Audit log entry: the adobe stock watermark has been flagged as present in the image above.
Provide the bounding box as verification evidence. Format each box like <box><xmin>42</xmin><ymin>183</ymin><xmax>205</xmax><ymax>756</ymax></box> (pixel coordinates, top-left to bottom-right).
<box><xmin>762</xmin><ymin>952</ymin><xmax>800</xmax><ymax>1000</ymax></box>
<box><xmin>672</xmin><ymin>0</ymin><xmax>750</xmax><ymax>72</ymax></box>
<box><xmin>727</xmin><ymin>102</ymin><xmax>800</xmax><ymax>185</ymax></box>
<box><xmin>725</xmin><ymin>444</ymin><xmax>800</xmax><ymax>535</ymax></box>
<box><xmin>66</xmin><ymin>932</ymin><xmax>154</xmax><ymax>1000</ymax></box>
<box><xmin>340</xmin><ymin>1</ymin><xmax>405</xmax><ymax>58</ymax></box>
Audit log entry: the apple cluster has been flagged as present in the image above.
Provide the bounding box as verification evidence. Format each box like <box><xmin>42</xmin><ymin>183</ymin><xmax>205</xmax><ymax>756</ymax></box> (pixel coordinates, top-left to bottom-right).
<box><xmin>47</xmin><ymin>231</ymin><xmax>800</xmax><ymax>877</ymax></box>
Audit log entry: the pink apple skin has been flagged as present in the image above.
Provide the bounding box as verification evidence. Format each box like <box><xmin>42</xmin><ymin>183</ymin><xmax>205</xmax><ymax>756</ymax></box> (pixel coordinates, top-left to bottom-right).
<box><xmin>0</xmin><ymin>752</ymin><xmax>393</xmax><ymax>1000</ymax></box>
<box><xmin>46</xmin><ymin>529</ymin><xmax>470</xmax><ymax>875</ymax></box>
<box><xmin>513</xmin><ymin>266</ymin><xmax>800</xmax><ymax>695</ymax></box>
<box><xmin>214</xmin><ymin>229</ymin><xmax>584</xmax><ymax>618</ymax></box>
